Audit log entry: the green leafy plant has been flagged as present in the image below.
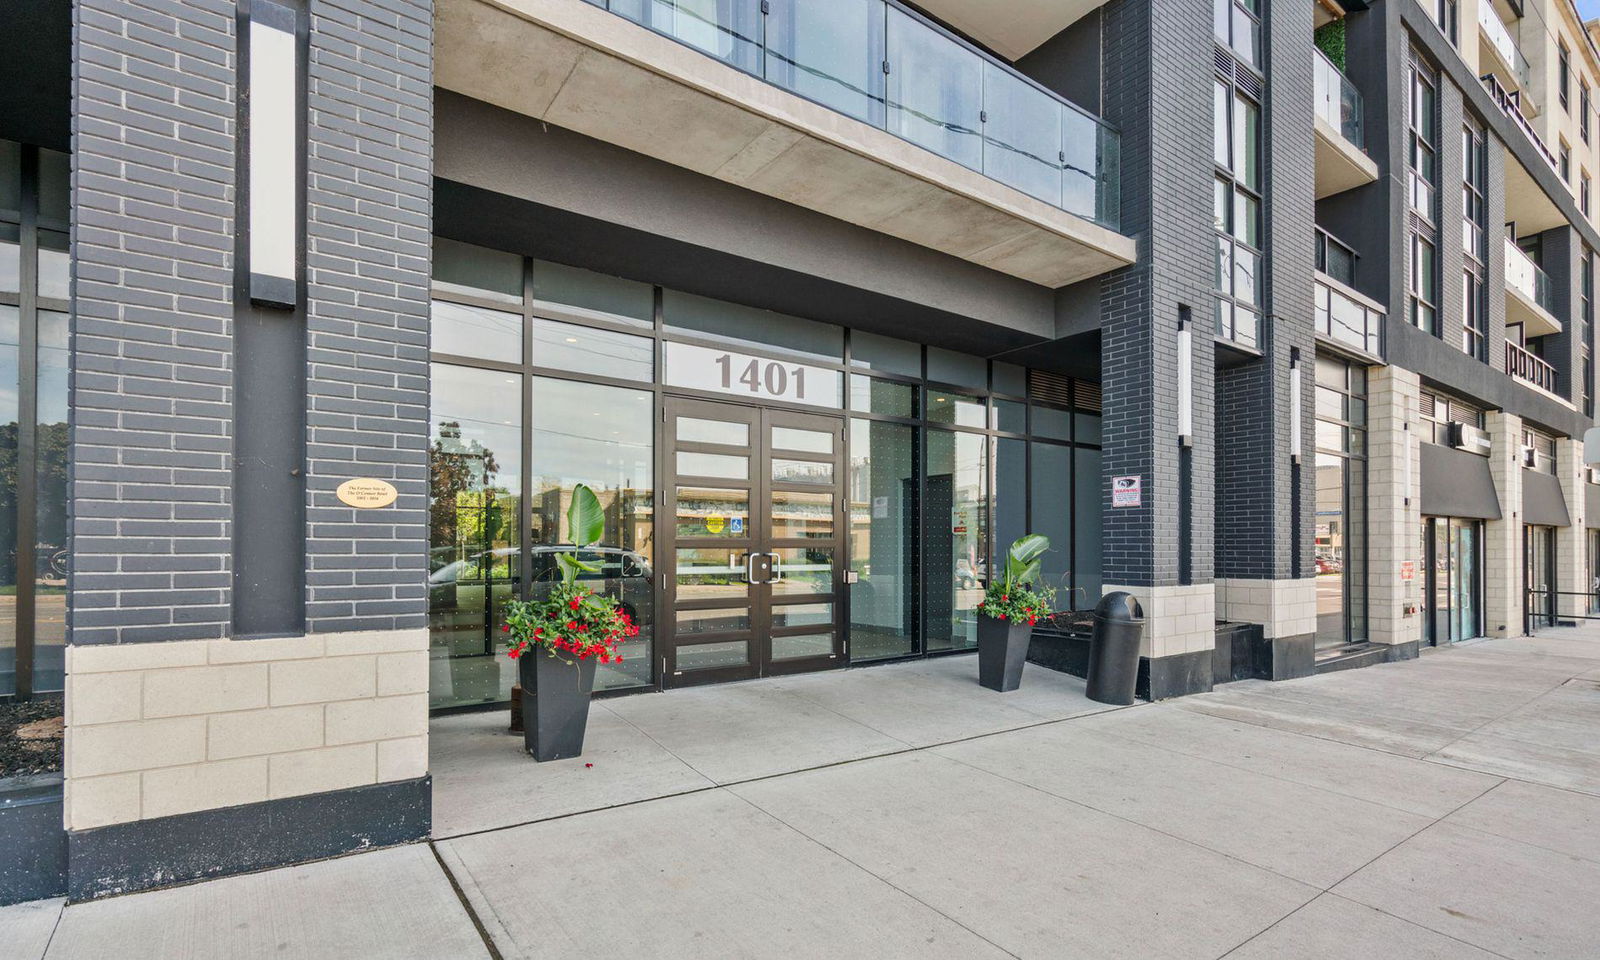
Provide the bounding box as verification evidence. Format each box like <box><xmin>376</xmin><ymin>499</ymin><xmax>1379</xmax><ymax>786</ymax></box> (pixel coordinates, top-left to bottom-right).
<box><xmin>502</xmin><ymin>484</ymin><xmax>638</xmax><ymax>664</ymax></box>
<box><xmin>1314</xmin><ymin>19</ymin><xmax>1346</xmax><ymax>72</ymax></box>
<box><xmin>978</xmin><ymin>534</ymin><xmax>1055</xmax><ymax>626</ymax></box>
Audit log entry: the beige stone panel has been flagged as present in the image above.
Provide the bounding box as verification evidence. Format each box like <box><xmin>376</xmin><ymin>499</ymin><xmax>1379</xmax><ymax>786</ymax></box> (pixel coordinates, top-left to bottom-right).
<box><xmin>207</xmin><ymin>634</ymin><xmax>325</xmax><ymax>664</ymax></box>
<box><xmin>142</xmin><ymin>757</ymin><xmax>270</xmax><ymax>820</ymax></box>
<box><xmin>66</xmin><ymin>772</ymin><xmax>142</xmax><ymax>830</ymax></box>
<box><xmin>67</xmin><ymin>640</ymin><xmax>208</xmax><ymax>675</ymax></box>
<box><xmin>377</xmin><ymin>651</ymin><xmax>429</xmax><ymax>697</ymax></box>
<box><xmin>268</xmin><ymin>743</ymin><xmax>377</xmax><ymax>800</ymax></box>
<box><xmin>68</xmin><ymin>672</ymin><xmax>143</xmax><ymax>726</ymax></box>
<box><xmin>325</xmin><ymin>694</ymin><xmax>430</xmax><ymax>746</ymax></box>
<box><xmin>269</xmin><ymin>655</ymin><xmax>377</xmax><ymax>706</ymax></box>
<box><xmin>207</xmin><ymin>705</ymin><xmax>325</xmax><ymax>761</ymax></box>
<box><xmin>323</xmin><ymin>628</ymin><xmax>429</xmax><ymax>657</ymax></box>
<box><xmin>376</xmin><ymin>736</ymin><xmax>429</xmax><ymax>783</ymax></box>
<box><xmin>142</xmin><ymin>663</ymin><xmax>270</xmax><ymax>719</ymax></box>
<box><xmin>69</xmin><ymin>717</ymin><xmax>207</xmax><ymax>778</ymax></box>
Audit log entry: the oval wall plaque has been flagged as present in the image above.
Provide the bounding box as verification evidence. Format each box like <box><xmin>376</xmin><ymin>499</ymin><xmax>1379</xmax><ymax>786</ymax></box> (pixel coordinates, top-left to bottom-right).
<box><xmin>336</xmin><ymin>478</ymin><xmax>398</xmax><ymax>509</ymax></box>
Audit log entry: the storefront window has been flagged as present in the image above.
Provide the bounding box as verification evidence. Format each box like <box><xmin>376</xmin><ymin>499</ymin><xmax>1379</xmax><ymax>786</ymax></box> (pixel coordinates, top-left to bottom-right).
<box><xmin>425</xmin><ymin>234</ymin><xmax>1111</xmax><ymax>703</ymax></box>
<box><xmin>1314</xmin><ymin>355</ymin><xmax>1368</xmax><ymax>651</ymax></box>
<box><xmin>925</xmin><ymin>429</ymin><xmax>987</xmax><ymax>652</ymax></box>
<box><xmin>530</xmin><ymin>378</ymin><xmax>655</xmax><ymax>691</ymax></box>
<box><xmin>0</xmin><ymin>143</ymin><xmax>69</xmax><ymax>702</ymax></box>
<box><xmin>848</xmin><ymin>419</ymin><xmax>918</xmax><ymax>660</ymax></box>
<box><xmin>427</xmin><ymin>362</ymin><xmax>523</xmax><ymax>710</ymax></box>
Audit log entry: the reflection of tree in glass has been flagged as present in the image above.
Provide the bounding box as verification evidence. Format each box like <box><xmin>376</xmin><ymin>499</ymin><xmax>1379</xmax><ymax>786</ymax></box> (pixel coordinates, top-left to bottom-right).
<box><xmin>430</xmin><ymin>421</ymin><xmax>513</xmax><ymax>577</ymax></box>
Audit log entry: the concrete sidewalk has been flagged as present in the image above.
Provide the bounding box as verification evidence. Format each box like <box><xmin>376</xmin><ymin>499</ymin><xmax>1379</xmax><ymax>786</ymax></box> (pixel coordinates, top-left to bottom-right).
<box><xmin>6</xmin><ymin>627</ymin><xmax>1599</xmax><ymax>960</ymax></box>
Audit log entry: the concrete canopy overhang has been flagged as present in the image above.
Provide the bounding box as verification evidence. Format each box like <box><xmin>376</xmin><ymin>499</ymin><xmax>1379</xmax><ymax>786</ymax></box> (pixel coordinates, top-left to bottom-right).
<box><xmin>1313</xmin><ymin>116</ymin><xmax>1379</xmax><ymax>199</ymax></box>
<box><xmin>433</xmin><ymin>0</ymin><xmax>1136</xmax><ymax>289</ymax></box>
<box><xmin>903</xmin><ymin>0</ymin><xmax>1104</xmax><ymax>60</ymax></box>
<box><xmin>1504</xmin><ymin>153</ymin><xmax>1567</xmax><ymax>233</ymax></box>
<box><xmin>1505</xmin><ymin>283</ymin><xmax>1564</xmax><ymax>338</ymax></box>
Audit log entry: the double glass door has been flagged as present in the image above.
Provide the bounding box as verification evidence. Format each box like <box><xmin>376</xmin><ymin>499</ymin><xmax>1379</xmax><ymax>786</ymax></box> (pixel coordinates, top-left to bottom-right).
<box><xmin>1423</xmin><ymin>517</ymin><xmax>1482</xmax><ymax>645</ymax></box>
<box><xmin>664</xmin><ymin>398</ymin><xmax>845</xmax><ymax>687</ymax></box>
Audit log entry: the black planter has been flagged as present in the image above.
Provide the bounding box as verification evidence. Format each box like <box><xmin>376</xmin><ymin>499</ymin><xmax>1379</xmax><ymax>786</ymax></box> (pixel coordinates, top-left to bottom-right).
<box><xmin>977</xmin><ymin>615</ymin><xmax>1032</xmax><ymax>692</ymax></box>
<box><xmin>518</xmin><ymin>649</ymin><xmax>598</xmax><ymax>762</ymax></box>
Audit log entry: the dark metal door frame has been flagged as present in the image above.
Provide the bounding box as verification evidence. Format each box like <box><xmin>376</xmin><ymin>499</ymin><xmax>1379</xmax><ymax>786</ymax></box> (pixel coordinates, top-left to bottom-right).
<box><xmin>660</xmin><ymin>396</ymin><xmax>845</xmax><ymax>688</ymax></box>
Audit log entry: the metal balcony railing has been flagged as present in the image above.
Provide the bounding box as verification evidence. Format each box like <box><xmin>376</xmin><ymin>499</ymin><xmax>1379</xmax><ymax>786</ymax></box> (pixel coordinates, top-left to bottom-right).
<box><xmin>582</xmin><ymin>0</ymin><xmax>1121</xmax><ymax>229</ymax></box>
<box><xmin>1504</xmin><ymin>236</ymin><xmax>1556</xmax><ymax>314</ymax></box>
<box><xmin>1315</xmin><ymin>226</ymin><xmax>1357</xmax><ymax>287</ymax></box>
<box><xmin>1313</xmin><ymin>50</ymin><xmax>1364</xmax><ymax>148</ymax></box>
<box><xmin>1506</xmin><ymin>339</ymin><xmax>1559</xmax><ymax>393</ymax></box>
<box><xmin>1483</xmin><ymin>74</ymin><xmax>1559</xmax><ymax>174</ymax></box>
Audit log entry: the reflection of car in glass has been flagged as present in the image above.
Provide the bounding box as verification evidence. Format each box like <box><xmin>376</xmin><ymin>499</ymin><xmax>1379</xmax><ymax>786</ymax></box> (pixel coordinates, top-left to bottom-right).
<box><xmin>428</xmin><ymin>546</ymin><xmax>653</xmax><ymax>633</ymax></box>
<box><xmin>1315</xmin><ymin>554</ymin><xmax>1342</xmax><ymax>575</ymax></box>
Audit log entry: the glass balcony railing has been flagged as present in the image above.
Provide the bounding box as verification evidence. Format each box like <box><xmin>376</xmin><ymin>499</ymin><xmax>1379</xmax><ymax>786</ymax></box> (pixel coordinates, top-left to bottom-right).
<box><xmin>1504</xmin><ymin>236</ymin><xmax>1556</xmax><ymax>314</ymax></box>
<box><xmin>1314</xmin><ymin>227</ymin><xmax>1383</xmax><ymax>356</ymax></box>
<box><xmin>1312</xmin><ymin>50</ymin><xmax>1364</xmax><ymax>148</ymax></box>
<box><xmin>583</xmin><ymin>0</ymin><xmax>1121</xmax><ymax>229</ymax></box>
<box><xmin>1476</xmin><ymin>0</ymin><xmax>1531</xmax><ymax>90</ymax></box>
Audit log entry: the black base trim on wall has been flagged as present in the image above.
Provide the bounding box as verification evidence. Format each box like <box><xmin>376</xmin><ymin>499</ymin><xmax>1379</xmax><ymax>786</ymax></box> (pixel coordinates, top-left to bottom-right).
<box><xmin>0</xmin><ymin>775</ymin><xmax>66</xmax><ymax>905</ymax></box>
<box><xmin>1136</xmin><ymin>650</ymin><xmax>1215</xmax><ymax>700</ymax></box>
<box><xmin>1235</xmin><ymin>631</ymin><xmax>1315</xmax><ymax>682</ymax></box>
<box><xmin>67</xmin><ymin>776</ymin><xmax>430</xmax><ymax>902</ymax></box>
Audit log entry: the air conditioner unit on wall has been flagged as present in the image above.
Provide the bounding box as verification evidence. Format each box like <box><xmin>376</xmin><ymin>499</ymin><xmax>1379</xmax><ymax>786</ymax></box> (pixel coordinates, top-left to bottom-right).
<box><xmin>1449</xmin><ymin>422</ymin><xmax>1492</xmax><ymax>454</ymax></box>
<box><xmin>1523</xmin><ymin>445</ymin><xmax>1539</xmax><ymax>468</ymax></box>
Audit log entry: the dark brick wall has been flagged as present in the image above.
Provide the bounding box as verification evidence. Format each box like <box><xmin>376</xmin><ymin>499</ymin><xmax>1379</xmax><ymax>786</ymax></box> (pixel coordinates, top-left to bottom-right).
<box><xmin>69</xmin><ymin>0</ymin><xmax>432</xmax><ymax>644</ymax></box>
<box><xmin>302</xmin><ymin>0</ymin><xmax>432</xmax><ymax>633</ymax></box>
<box><xmin>1097</xmin><ymin>0</ymin><xmax>1216</xmax><ymax>587</ymax></box>
<box><xmin>1216</xmin><ymin>0</ymin><xmax>1318</xmax><ymax>582</ymax></box>
<box><xmin>71</xmin><ymin>0</ymin><xmax>238</xmax><ymax>644</ymax></box>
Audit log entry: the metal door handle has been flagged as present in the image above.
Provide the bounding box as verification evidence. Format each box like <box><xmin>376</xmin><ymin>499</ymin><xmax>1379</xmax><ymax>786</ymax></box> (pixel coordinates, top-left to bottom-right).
<box><xmin>744</xmin><ymin>552</ymin><xmax>757</xmax><ymax>583</ymax></box>
<box><xmin>766</xmin><ymin>552</ymin><xmax>784</xmax><ymax>583</ymax></box>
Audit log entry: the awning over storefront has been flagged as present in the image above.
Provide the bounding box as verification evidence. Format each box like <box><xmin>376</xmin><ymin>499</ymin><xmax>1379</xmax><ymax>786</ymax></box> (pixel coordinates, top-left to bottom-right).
<box><xmin>1420</xmin><ymin>443</ymin><xmax>1502</xmax><ymax>520</ymax></box>
<box><xmin>1522</xmin><ymin>470</ymin><xmax>1571</xmax><ymax>527</ymax></box>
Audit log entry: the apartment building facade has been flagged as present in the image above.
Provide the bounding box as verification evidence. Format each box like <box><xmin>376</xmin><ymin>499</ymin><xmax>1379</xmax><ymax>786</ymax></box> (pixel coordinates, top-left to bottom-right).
<box><xmin>0</xmin><ymin>0</ymin><xmax>1595</xmax><ymax>905</ymax></box>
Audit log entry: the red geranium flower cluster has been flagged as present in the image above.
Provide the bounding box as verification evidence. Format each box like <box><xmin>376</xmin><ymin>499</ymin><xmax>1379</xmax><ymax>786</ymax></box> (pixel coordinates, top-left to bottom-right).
<box><xmin>502</xmin><ymin>580</ymin><xmax>640</xmax><ymax>665</ymax></box>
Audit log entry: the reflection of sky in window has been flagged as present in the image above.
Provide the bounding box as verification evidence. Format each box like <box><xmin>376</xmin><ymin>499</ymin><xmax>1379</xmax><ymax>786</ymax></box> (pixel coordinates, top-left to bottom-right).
<box><xmin>532</xmin><ymin>378</ymin><xmax>652</xmax><ymax>488</ymax></box>
<box><xmin>430</xmin><ymin>362</ymin><xmax>520</xmax><ymax>492</ymax></box>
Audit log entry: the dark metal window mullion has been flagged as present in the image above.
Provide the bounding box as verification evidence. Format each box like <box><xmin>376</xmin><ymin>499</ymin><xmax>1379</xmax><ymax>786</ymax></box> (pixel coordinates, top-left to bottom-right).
<box><xmin>15</xmin><ymin>145</ymin><xmax>39</xmax><ymax>700</ymax></box>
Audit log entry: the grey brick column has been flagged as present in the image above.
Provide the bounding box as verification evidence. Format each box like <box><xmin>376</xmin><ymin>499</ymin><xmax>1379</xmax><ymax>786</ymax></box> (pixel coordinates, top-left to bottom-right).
<box><xmin>1214</xmin><ymin>0</ymin><xmax>1318</xmax><ymax>669</ymax></box>
<box><xmin>1098</xmin><ymin>0</ymin><xmax>1218</xmax><ymax>697</ymax></box>
<box><xmin>71</xmin><ymin>0</ymin><xmax>238</xmax><ymax>645</ymax></box>
<box><xmin>302</xmin><ymin>0</ymin><xmax>432</xmax><ymax>633</ymax></box>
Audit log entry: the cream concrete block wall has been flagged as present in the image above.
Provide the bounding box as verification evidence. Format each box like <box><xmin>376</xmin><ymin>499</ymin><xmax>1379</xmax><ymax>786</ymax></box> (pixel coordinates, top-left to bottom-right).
<box><xmin>1486</xmin><ymin>411</ymin><xmax>1525</xmax><ymax>637</ymax></box>
<box><xmin>62</xmin><ymin>629</ymin><xmax>429</xmax><ymax>831</ymax></box>
<box><xmin>1102</xmin><ymin>584</ymin><xmax>1215</xmax><ymax>659</ymax></box>
<box><xmin>1556</xmin><ymin>439</ymin><xmax>1588</xmax><ymax>618</ymax></box>
<box><xmin>1366</xmin><ymin>366</ymin><xmax>1423</xmax><ymax>646</ymax></box>
<box><xmin>1215</xmin><ymin>579</ymin><xmax>1317</xmax><ymax>639</ymax></box>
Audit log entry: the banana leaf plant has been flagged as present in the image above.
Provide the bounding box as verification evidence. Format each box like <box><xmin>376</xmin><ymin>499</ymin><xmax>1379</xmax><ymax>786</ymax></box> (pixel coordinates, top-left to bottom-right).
<box><xmin>977</xmin><ymin>534</ymin><xmax>1055</xmax><ymax>627</ymax></box>
<box><xmin>502</xmin><ymin>483</ymin><xmax>638</xmax><ymax>665</ymax></box>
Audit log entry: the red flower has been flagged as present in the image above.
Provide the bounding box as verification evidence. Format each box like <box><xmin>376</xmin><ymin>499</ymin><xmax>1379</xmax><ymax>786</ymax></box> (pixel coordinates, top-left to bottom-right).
<box><xmin>569</xmin><ymin>599</ymin><xmax>581</xmax><ymax>610</ymax></box>
<box><xmin>1002</xmin><ymin>594</ymin><xmax>1009</xmax><ymax>602</ymax></box>
<box><xmin>500</xmin><ymin>624</ymin><xmax>509</xmax><ymax>632</ymax></box>
<box><xmin>1028</xmin><ymin>617</ymin><xmax>1037</xmax><ymax>626</ymax></box>
<box><xmin>565</xmin><ymin>621</ymin><xmax>577</xmax><ymax>630</ymax></box>
<box><xmin>585</xmin><ymin>762</ymin><xmax>593</xmax><ymax>769</ymax></box>
<box><xmin>997</xmin><ymin>613</ymin><xmax>1007</xmax><ymax>620</ymax></box>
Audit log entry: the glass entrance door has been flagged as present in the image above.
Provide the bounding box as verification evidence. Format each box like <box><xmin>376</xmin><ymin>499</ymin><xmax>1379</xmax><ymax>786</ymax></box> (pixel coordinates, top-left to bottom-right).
<box><xmin>664</xmin><ymin>397</ymin><xmax>845</xmax><ymax>687</ymax></box>
<box><xmin>1525</xmin><ymin>525</ymin><xmax>1556</xmax><ymax>630</ymax></box>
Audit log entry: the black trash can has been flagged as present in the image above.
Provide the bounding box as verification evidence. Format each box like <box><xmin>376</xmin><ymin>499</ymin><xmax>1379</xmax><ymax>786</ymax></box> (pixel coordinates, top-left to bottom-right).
<box><xmin>1086</xmin><ymin>592</ymin><xmax>1144</xmax><ymax>706</ymax></box>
